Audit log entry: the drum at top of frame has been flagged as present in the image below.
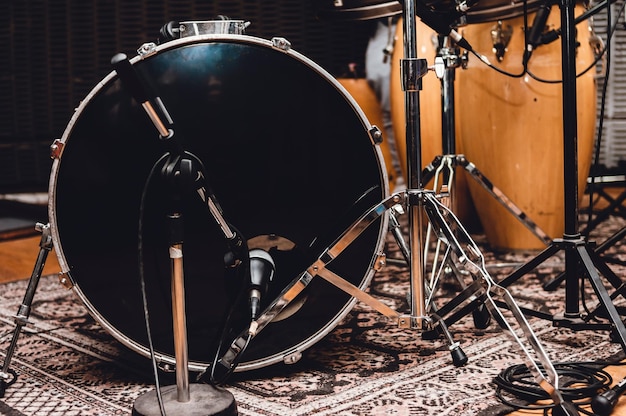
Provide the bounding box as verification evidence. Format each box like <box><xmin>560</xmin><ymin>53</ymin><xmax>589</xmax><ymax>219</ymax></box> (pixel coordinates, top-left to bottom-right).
<box><xmin>421</xmin><ymin>0</ymin><xmax>549</xmax><ymax>25</ymax></box>
<box><xmin>48</xmin><ymin>33</ymin><xmax>389</xmax><ymax>372</ymax></box>
<box><xmin>455</xmin><ymin>5</ymin><xmax>597</xmax><ymax>250</ymax></box>
<box><xmin>314</xmin><ymin>0</ymin><xmax>549</xmax><ymax>25</ymax></box>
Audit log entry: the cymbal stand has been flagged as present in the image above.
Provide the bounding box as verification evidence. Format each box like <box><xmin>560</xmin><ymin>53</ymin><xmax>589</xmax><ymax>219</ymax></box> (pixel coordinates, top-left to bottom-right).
<box><xmin>214</xmin><ymin>1</ymin><xmax>577</xmax><ymax>412</ymax></box>
<box><xmin>496</xmin><ymin>0</ymin><xmax>626</xmax><ymax>351</ymax></box>
<box><xmin>0</xmin><ymin>223</ymin><xmax>53</xmax><ymax>398</ymax></box>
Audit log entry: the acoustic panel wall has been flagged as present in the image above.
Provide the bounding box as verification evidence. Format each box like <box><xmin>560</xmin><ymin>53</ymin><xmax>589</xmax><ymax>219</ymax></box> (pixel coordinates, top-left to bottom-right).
<box><xmin>0</xmin><ymin>0</ymin><xmax>375</xmax><ymax>191</ymax></box>
<box><xmin>592</xmin><ymin>0</ymin><xmax>626</xmax><ymax>170</ymax></box>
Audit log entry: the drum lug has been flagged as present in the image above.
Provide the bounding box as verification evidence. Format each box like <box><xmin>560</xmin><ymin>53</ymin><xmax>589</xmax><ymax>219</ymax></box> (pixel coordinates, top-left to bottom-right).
<box><xmin>282</xmin><ymin>350</ymin><xmax>302</xmax><ymax>365</ymax></box>
<box><xmin>369</xmin><ymin>125</ymin><xmax>383</xmax><ymax>144</ymax></box>
<box><xmin>271</xmin><ymin>37</ymin><xmax>291</xmax><ymax>52</ymax></box>
<box><xmin>490</xmin><ymin>21</ymin><xmax>513</xmax><ymax>62</ymax></box>
<box><xmin>57</xmin><ymin>272</ymin><xmax>73</xmax><ymax>289</ymax></box>
<box><xmin>157</xmin><ymin>362</ymin><xmax>176</xmax><ymax>373</ymax></box>
<box><xmin>137</xmin><ymin>42</ymin><xmax>158</xmax><ymax>58</ymax></box>
<box><xmin>49</xmin><ymin>139</ymin><xmax>64</xmax><ymax>159</ymax></box>
<box><xmin>373</xmin><ymin>252</ymin><xmax>387</xmax><ymax>272</ymax></box>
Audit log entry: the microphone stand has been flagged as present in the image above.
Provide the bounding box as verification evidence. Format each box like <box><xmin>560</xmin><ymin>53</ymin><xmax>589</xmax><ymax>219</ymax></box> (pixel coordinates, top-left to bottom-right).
<box><xmin>109</xmin><ymin>54</ymin><xmax>238</xmax><ymax>416</ymax></box>
<box><xmin>497</xmin><ymin>0</ymin><xmax>626</xmax><ymax>351</ymax></box>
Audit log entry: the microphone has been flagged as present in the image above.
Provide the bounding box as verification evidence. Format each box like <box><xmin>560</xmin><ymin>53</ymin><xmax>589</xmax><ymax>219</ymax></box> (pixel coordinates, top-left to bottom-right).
<box><xmin>523</xmin><ymin>2</ymin><xmax>552</xmax><ymax>65</ymax></box>
<box><xmin>111</xmin><ymin>53</ymin><xmax>173</xmax><ymax>138</ymax></box>
<box><xmin>592</xmin><ymin>375</ymin><xmax>626</xmax><ymax>416</ymax></box>
<box><xmin>248</xmin><ymin>249</ymin><xmax>275</xmax><ymax>320</ymax></box>
<box><xmin>158</xmin><ymin>21</ymin><xmax>181</xmax><ymax>43</ymax></box>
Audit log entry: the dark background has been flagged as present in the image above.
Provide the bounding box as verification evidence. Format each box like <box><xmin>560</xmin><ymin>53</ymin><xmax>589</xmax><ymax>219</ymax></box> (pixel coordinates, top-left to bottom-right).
<box><xmin>0</xmin><ymin>0</ymin><xmax>377</xmax><ymax>192</ymax></box>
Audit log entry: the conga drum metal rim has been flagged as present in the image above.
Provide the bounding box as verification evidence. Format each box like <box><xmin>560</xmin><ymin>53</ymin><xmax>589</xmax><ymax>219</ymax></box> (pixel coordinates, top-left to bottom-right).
<box><xmin>315</xmin><ymin>0</ymin><xmax>402</xmax><ymax>20</ymax></box>
<box><xmin>48</xmin><ymin>33</ymin><xmax>389</xmax><ymax>372</ymax></box>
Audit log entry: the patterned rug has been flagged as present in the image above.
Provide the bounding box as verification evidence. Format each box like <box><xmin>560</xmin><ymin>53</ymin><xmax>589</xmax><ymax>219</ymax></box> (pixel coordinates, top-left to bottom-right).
<box><xmin>1</xmin><ymin>213</ymin><xmax>625</xmax><ymax>416</ymax></box>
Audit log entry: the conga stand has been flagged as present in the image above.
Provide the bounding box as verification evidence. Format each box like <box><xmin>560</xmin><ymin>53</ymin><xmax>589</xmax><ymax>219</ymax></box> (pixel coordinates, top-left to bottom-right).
<box><xmin>109</xmin><ymin>54</ymin><xmax>238</xmax><ymax>416</ymax></box>
<box><xmin>497</xmin><ymin>0</ymin><xmax>626</xmax><ymax>351</ymax></box>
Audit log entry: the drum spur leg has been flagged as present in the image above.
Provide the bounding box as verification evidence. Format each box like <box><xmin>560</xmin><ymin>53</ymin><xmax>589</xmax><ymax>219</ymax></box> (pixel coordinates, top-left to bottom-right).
<box><xmin>421</xmin><ymin>192</ymin><xmax>578</xmax><ymax>415</ymax></box>
<box><xmin>0</xmin><ymin>223</ymin><xmax>53</xmax><ymax>398</ymax></box>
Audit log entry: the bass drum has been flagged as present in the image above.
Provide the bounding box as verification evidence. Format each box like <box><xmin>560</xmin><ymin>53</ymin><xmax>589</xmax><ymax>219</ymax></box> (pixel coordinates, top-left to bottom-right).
<box><xmin>48</xmin><ymin>34</ymin><xmax>389</xmax><ymax>372</ymax></box>
<box><xmin>456</xmin><ymin>5</ymin><xmax>597</xmax><ymax>250</ymax></box>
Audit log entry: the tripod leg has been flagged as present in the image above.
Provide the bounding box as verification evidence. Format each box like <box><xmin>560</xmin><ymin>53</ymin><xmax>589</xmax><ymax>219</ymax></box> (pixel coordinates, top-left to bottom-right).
<box><xmin>0</xmin><ymin>223</ymin><xmax>53</xmax><ymax>397</ymax></box>
<box><xmin>577</xmin><ymin>243</ymin><xmax>626</xmax><ymax>350</ymax></box>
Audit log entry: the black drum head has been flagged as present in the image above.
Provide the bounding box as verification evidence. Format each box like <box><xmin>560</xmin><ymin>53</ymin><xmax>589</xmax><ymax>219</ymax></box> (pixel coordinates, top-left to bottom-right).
<box><xmin>49</xmin><ymin>36</ymin><xmax>387</xmax><ymax>371</ymax></box>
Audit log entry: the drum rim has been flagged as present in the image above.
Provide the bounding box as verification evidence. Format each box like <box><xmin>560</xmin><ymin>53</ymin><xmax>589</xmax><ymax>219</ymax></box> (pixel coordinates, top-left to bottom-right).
<box><xmin>47</xmin><ymin>33</ymin><xmax>390</xmax><ymax>372</ymax></box>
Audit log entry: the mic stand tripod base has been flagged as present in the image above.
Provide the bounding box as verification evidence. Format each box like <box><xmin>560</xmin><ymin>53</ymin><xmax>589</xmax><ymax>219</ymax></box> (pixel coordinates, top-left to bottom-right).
<box><xmin>132</xmin><ymin>384</ymin><xmax>237</xmax><ymax>416</ymax></box>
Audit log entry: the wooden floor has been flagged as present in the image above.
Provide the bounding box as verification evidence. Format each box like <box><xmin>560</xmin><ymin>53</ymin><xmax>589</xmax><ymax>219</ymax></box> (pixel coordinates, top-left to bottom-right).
<box><xmin>1</xmin><ymin>233</ymin><xmax>626</xmax><ymax>415</ymax></box>
<box><xmin>0</xmin><ymin>235</ymin><xmax>61</xmax><ymax>283</ymax></box>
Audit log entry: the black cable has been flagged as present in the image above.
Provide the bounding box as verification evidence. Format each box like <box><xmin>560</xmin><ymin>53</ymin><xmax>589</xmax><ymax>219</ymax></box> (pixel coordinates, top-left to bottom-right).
<box><xmin>494</xmin><ymin>360</ymin><xmax>625</xmax><ymax>413</ymax></box>
<box><xmin>526</xmin><ymin>0</ymin><xmax>624</xmax><ymax>84</ymax></box>
<box><xmin>468</xmin><ymin>0</ymin><xmax>625</xmax><ymax>81</ymax></box>
<box><xmin>138</xmin><ymin>152</ymin><xmax>170</xmax><ymax>416</ymax></box>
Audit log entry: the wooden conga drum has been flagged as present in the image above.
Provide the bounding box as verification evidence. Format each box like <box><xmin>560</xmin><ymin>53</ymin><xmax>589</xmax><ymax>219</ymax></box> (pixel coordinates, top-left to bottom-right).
<box><xmin>456</xmin><ymin>5</ymin><xmax>596</xmax><ymax>250</ymax></box>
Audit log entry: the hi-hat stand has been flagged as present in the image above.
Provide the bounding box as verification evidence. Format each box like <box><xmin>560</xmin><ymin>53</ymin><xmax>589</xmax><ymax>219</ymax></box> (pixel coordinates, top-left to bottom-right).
<box><xmin>212</xmin><ymin>1</ymin><xmax>579</xmax><ymax>413</ymax></box>
<box><xmin>497</xmin><ymin>0</ymin><xmax>626</xmax><ymax>350</ymax></box>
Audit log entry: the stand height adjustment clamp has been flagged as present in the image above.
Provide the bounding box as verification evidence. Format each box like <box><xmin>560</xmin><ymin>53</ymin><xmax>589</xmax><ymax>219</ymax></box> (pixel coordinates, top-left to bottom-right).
<box><xmin>400</xmin><ymin>58</ymin><xmax>429</xmax><ymax>91</ymax></box>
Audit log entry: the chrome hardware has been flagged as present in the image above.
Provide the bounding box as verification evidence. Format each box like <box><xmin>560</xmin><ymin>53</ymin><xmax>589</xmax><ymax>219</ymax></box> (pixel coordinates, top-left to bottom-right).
<box><xmin>373</xmin><ymin>252</ymin><xmax>387</xmax><ymax>271</ymax></box>
<box><xmin>369</xmin><ymin>125</ymin><xmax>383</xmax><ymax>144</ymax></box>
<box><xmin>137</xmin><ymin>42</ymin><xmax>158</xmax><ymax>58</ymax></box>
<box><xmin>283</xmin><ymin>351</ymin><xmax>302</xmax><ymax>365</ymax></box>
<box><xmin>58</xmin><ymin>272</ymin><xmax>73</xmax><ymax>289</ymax></box>
<box><xmin>490</xmin><ymin>21</ymin><xmax>513</xmax><ymax>61</ymax></box>
<box><xmin>50</xmin><ymin>139</ymin><xmax>64</xmax><ymax>159</ymax></box>
<box><xmin>272</xmin><ymin>37</ymin><xmax>291</xmax><ymax>52</ymax></box>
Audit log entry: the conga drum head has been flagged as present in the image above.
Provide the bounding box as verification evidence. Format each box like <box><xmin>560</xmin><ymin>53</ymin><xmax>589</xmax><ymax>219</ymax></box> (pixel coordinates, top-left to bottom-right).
<box><xmin>48</xmin><ymin>34</ymin><xmax>389</xmax><ymax>372</ymax></box>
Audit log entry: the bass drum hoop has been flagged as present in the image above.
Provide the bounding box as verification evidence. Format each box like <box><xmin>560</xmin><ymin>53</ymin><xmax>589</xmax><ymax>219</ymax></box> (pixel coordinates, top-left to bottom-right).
<box><xmin>48</xmin><ymin>34</ymin><xmax>389</xmax><ymax>372</ymax></box>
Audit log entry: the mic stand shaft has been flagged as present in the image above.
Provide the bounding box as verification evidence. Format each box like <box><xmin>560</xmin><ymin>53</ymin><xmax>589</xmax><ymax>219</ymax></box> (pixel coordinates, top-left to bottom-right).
<box><xmin>169</xmin><ymin>214</ymin><xmax>190</xmax><ymax>402</ymax></box>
